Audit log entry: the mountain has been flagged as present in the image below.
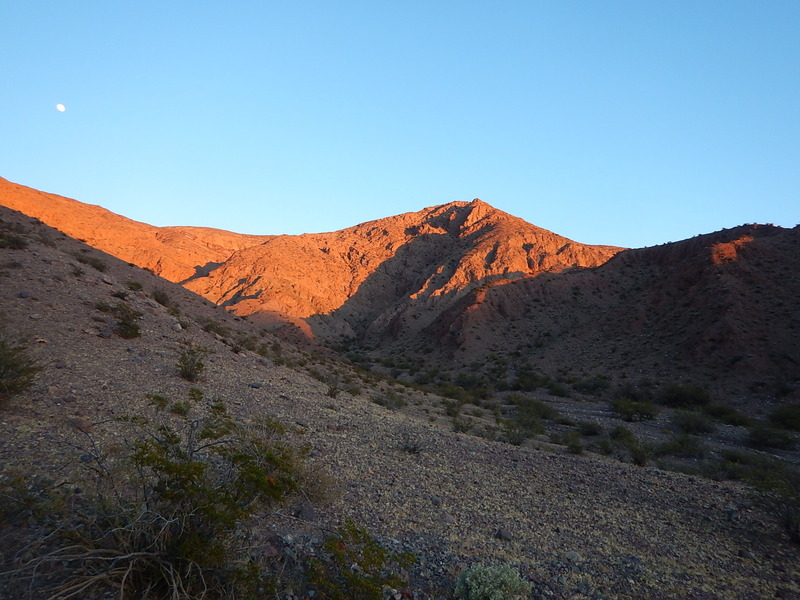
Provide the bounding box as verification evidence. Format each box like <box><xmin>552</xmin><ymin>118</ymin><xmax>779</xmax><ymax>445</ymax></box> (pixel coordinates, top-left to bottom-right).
<box><xmin>0</xmin><ymin>176</ymin><xmax>273</xmax><ymax>283</ymax></box>
<box><xmin>411</xmin><ymin>223</ymin><xmax>800</xmax><ymax>400</ymax></box>
<box><xmin>2</xmin><ymin>176</ymin><xmax>798</xmax><ymax>402</ymax></box>
<box><xmin>1</xmin><ymin>198</ymin><xmax>799</xmax><ymax>599</ymax></box>
<box><xmin>0</xmin><ymin>177</ymin><xmax>621</xmax><ymax>334</ymax></box>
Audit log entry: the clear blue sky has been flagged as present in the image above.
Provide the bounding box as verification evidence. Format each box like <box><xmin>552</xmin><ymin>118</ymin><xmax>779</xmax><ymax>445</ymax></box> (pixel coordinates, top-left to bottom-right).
<box><xmin>2</xmin><ymin>1</ymin><xmax>798</xmax><ymax>248</ymax></box>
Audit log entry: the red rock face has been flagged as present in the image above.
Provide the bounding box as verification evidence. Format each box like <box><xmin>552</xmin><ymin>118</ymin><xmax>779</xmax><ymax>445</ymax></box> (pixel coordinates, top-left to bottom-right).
<box><xmin>0</xmin><ymin>179</ymin><xmax>622</xmax><ymax>343</ymax></box>
<box><xmin>0</xmin><ymin>177</ymin><xmax>273</xmax><ymax>283</ymax></box>
<box><xmin>5</xmin><ymin>177</ymin><xmax>797</xmax><ymax>398</ymax></box>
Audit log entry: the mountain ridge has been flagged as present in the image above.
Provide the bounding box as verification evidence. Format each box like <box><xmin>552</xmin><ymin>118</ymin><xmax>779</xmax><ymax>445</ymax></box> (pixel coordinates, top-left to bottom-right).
<box><xmin>2</xmin><ymin>176</ymin><xmax>798</xmax><ymax>402</ymax></box>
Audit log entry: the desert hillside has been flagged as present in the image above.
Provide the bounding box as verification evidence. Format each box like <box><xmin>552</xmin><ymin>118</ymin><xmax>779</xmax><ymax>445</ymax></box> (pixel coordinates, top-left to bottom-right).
<box><xmin>2</xmin><ymin>200</ymin><xmax>800</xmax><ymax>598</ymax></box>
<box><xmin>0</xmin><ymin>176</ymin><xmax>273</xmax><ymax>283</ymax></box>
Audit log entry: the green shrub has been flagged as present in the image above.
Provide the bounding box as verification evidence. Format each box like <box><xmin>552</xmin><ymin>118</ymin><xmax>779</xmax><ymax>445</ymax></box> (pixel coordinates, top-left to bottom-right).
<box><xmin>125</xmin><ymin>280</ymin><xmax>144</xmax><ymax>291</ymax></box>
<box><xmin>454</xmin><ymin>563</ymin><xmax>531</xmax><ymax>600</ymax></box>
<box><xmin>654</xmin><ymin>434</ymin><xmax>708</xmax><ymax>459</ymax></box>
<box><xmin>177</xmin><ymin>347</ymin><xmax>208</xmax><ymax>381</ymax></box>
<box><xmin>512</xmin><ymin>395</ymin><xmax>558</xmax><ymax>425</ymax></box>
<box><xmin>702</xmin><ymin>403</ymin><xmax>752</xmax><ymax>426</ymax></box>
<box><xmin>612</xmin><ymin>398</ymin><xmax>659</xmax><ymax>422</ymax></box>
<box><xmin>578</xmin><ymin>421</ymin><xmax>603</xmax><ymax>436</ymax></box>
<box><xmin>0</xmin><ymin>232</ymin><xmax>28</xmax><ymax>249</ymax></box>
<box><xmin>372</xmin><ymin>391</ymin><xmax>407</xmax><ymax>410</ymax></box>
<box><xmin>96</xmin><ymin>301</ymin><xmax>142</xmax><ymax>338</ymax></box>
<box><xmin>307</xmin><ymin>519</ymin><xmax>415</xmax><ymax>600</ymax></box>
<box><xmin>657</xmin><ymin>383</ymin><xmax>710</xmax><ymax>408</ymax></box>
<box><xmin>769</xmin><ymin>404</ymin><xmax>800</xmax><ymax>431</ymax></box>
<box><xmin>671</xmin><ymin>410</ymin><xmax>716</xmax><ymax>434</ymax></box>
<box><xmin>71</xmin><ymin>251</ymin><xmax>107</xmax><ymax>272</ymax></box>
<box><xmin>4</xmin><ymin>396</ymin><xmax>306</xmax><ymax>599</ymax></box>
<box><xmin>748</xmin><ymin>424</ymin><xmax>797</xmax><ymax>450</ymax></box>
<box><xmin>0</xmin><ymin>335</ymin><xmax>40</xmax><ymax>404</ymax></box>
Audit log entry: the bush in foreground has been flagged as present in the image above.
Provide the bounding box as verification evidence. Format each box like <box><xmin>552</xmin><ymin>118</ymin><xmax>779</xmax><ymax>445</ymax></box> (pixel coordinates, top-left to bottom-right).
<box><xmin>3</xmin><ymin>395</ymin><xmax>306</xmax><ymax>599</ymax></box>
<box><xmin>454</xmin><ymin>563</ymin><xmax>531</xmax><ymax>600</ymax></box>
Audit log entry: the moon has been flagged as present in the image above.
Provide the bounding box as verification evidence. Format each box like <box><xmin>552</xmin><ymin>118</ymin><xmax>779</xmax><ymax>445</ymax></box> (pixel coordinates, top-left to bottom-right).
<box><xmin>56</xmin><ymin>104</ymin><xmax>66</xmax><ymax>112</ymax></box>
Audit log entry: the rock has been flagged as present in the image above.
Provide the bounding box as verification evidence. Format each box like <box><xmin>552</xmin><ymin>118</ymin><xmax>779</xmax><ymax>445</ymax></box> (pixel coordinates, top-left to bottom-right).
<box><xmin>17</xmin><ymin>291</ymin><xmax>30</xmax><ymax>298</ymax></box>
<box><xmin>53</xmin><ymin>361</ymin><xmax>67</xmax><ymax>369</ymax></box>
<box><xmin>29</xmin><ymin>313</ymin><xmax>42</xmax><ymax>320</ymax></box>
<box><xmin>494</xmin><ymin>528</ymin><xmax>513</xmax><ymax>541</ymax></box>
<box><xmin>295</xmin><ymin>505</ymin><xmax>317</xmax><ymax>522</ymax></box>
<box><xmin>171</xmin><ymin>322</ymin><xmax>183</xmax><ymax>332</ymax></box>
<box><xmin>248</xmin><ymin>382</ymin><xmax>263</xmax><ymax>389</ymax></box>
<box><xmin>565</xmin><ymin>551</ymin><xmax>581</xmax><ymax>563</ymax></box>
<box><xmin>442</xmin><ymin>512</ymin><xmax>457</xmax><ymax>524</ymax></box>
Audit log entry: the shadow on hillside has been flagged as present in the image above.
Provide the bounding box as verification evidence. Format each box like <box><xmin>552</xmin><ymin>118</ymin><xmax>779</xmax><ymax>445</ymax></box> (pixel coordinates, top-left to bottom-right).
<box><xmin>179</xmin><ymin>261</ymin><xmax>224</xmax><ymax>285</ymax></box>
<box><xmin>302</xmin><ymin>226</ymin><xmax>524</xmax><ymax>345</ymax></box>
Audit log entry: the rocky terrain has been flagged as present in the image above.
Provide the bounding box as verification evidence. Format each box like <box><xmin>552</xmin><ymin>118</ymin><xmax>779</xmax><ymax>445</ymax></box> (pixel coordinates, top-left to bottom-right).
<box><xmin>3</xmin><ymin>176</ymin><xmax>798</xmax><ymax>408</ymax></box>
<box><xmin>1</xmin><ymin>192</ymin><xmax>800</xmax><ymax>598</ymax></box>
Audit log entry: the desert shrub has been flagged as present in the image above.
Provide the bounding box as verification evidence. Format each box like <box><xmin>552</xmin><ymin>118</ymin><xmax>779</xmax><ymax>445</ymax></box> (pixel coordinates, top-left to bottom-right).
<box><xmin>307</xmin><ymin>519</ymin><xmax>415</xmax><ymax>600</ymax></box>
<box><xmin>613</xmin><ymin>380</ymin><xmax>655</xmax><ymax>403</ymax></box>
<box><xmin>71</xmin><ymin>251</ymin><xmax>107</xmax><ymax>272</ymax></box>
<box><xmin>511</xmin><ymin>395</ymin><xmax>558</xmax><ymax>424</ymax></box>
<box><xmin>769</xmin><ymin>404</ymin><xmax>800</xmax><ymax>431</ymax></box>
<box><xmin>748</xmin><ymin>423</ymin><xmax>797</xmax><ymax>450</ymax></box>
<box><xmin>0</xmin><ymin>231</ymin><xmax>28</xmax><ymax>249</ymax></box>
<box><xmin>177</xmin><ymin>347</ymin><xmax>208</xmax><ymax>381</ymax></box>
<box><xmin>96</xmin><ymin>301</ymin><xmax>143</xmax><ymax>338</ymax></box>
<box><xmin>152</xmin><ymin>289</ymin><xmax>171</xmax><ymax>306</ymax></box>
<box><xmin>654</xmin><ymin>434</ymin><xmax>709</xmax><ymax>459</ymax></box>
<box><xmin>4</xmin><ymin>396</ymin><xmax>306</xmax><ymax>599</ymax></box>
<box><xmin>125</xmin><ymin>280</ymin><xmax>144</xmax><ymax>291</ymax></box>
<box><xmin>578</xmin><ymin>421</ymin><xmax>603</xmax><ymax>436</ymax></box>
<box><xmin>398</xmin><ymin>429</ymin><xmax>425</xmax><ymax>454</ymax></box>
<box><xmin>671</xmin><ymin>410</ymin><xmax>716</xmax><ymax>434</ymax></box>
<box><xmin>657</xmin><ymin>383</ymin><xmax>710</xmax><ymax>408</ymax></box>
<box><xmin>572</xmin><ymin>376</ymin><xmax>610</xmax><ymax>395</ymax></box>
<box><xmin>452</xmin><ymin>416</ymin><xmax>474</xmax><ymax>433</ymax></box>
<box><xmin>0</xmin><ymin>335</ymin><xmax>40</xmax><ymax>404</ymax></box>
<box><xmin>609</xmin><ymin>426</ymin><xmax>650</xmax><ymax>466</ymax></box>
<box><xmin>612</xmin><ymin>398</ymin><xmax>659</xmax><ymax>422</ymax></box>
<box><xmin>507</xmin><ymin>368</ymin><xmax>550</xmax><ymax>392</ymax></box>
<box><xmin>454</xmin><ymin>563</ymin><xmax>531</xmax><ymax>600</ymax></box>
<box><xmin>372</xmin><ymin>391</ymin><xmax>406</xmax><ymax>410</ymax></box>
<box><xmin>702</xmin><ymin>402</ymin><xmax>752</xmax><ymax>426</ymax></box>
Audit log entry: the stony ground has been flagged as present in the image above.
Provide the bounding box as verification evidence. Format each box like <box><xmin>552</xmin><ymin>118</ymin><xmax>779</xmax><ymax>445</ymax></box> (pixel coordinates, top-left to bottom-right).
<box><xmin>1</xmin><ymin>211</ymin><xmax>799</xmax><ymax>599</ymax></box>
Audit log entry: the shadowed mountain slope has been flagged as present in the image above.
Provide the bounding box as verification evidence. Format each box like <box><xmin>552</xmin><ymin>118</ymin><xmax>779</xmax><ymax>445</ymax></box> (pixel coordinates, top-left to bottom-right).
<box><xmin>413</xmin><ymin>223</ymin><xmax>800</xmax><ymax>399</ymax></box>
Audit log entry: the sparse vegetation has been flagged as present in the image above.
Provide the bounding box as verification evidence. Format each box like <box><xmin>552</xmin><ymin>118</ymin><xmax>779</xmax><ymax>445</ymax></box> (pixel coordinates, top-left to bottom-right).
<box><xmin>96</xmin><ymin>301</ymin><xmax>143</xmax><ymax>338</ymax></box>
<box><xmin>0</xmin><ymin>334</ymin><xmax>40</xmax><ymax>404</ymax></box>
<box><xmin>671</xmin><ymin>410</ymin><xmax>716</xmax><ymax>435</ymax></box>
<box><xmin>454</xmin><ymin>563</ymin><xmax>531</xmax><ymax>600</ymax></box>
<box><xmin>748</xmin><ymin>423</ymin><xmax>797</xmax><ymax>450</ymax></box>
<box><xmin>307</xmin><ymin>519</ymin><xmax>415</xmax><ymax>600</ymax></box>
<box><xmin>769</xmin><ymin>403</ymin><xmax>800</xmax><ymax>431</ymax></box>
<box><xmin>612</xmin><ymin>398</ymin><xmax>659</xmax><ymax>422</ymax></box>
<box><xmin>657</xmin><ymin>383</ymin><xmax>710</xmax><ymax>408</ymax></box>
<box><xmin>2</xmin><ymin>395</ymin><xmax>307</xmax><ymax>599</ymax></box>
<box><xmin>71</xmin><ymin>250</ymin><xmax>107</xmax><ymax>272</ymax></box>
<box><xmin>177</xmin><ymin>346</ymin><xmax>208</xmax><ymax>381</ymax></box>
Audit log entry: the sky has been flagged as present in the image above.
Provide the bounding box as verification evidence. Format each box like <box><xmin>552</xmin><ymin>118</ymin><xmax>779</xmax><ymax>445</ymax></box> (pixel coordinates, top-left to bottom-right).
<box><xmin>1</xmin><ymin>1</ymin><xmax>798</xmax><ymax>248</ymax></box>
